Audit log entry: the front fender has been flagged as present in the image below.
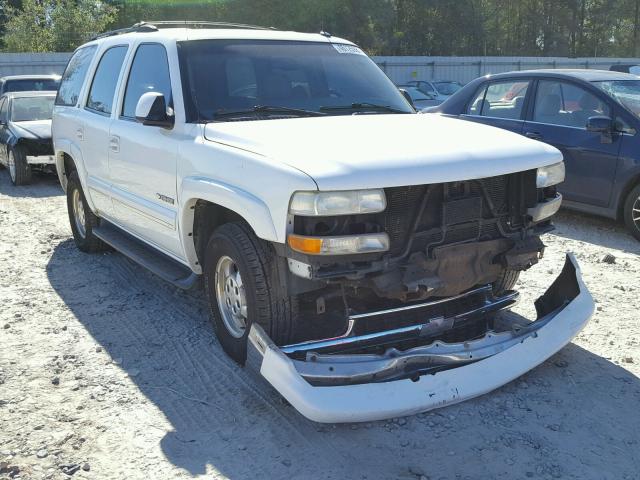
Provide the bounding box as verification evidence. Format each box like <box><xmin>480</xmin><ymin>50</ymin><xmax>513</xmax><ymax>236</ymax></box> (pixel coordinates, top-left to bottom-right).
<box><xmin>179</xmin><ymin>176</ymin><xmax>279</xmax><ymax>272</ymax></box>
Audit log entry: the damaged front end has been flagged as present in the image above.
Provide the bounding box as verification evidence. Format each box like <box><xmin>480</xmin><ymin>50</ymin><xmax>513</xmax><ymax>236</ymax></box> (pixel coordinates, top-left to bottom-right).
<box><xmin>247</xmin><ymin>254</ymin><xmax>593</xmax><ymax>423</ymax></box>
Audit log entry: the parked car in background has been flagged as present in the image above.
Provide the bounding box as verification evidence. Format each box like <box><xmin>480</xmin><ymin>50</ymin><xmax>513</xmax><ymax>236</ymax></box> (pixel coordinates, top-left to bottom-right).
<box><xmin>426</xmin><ymin>69</ymin><xmax>640</xmax><ymax>240</ymax></box>
<box><xmin>403</xmin><ymin>80</ymin><xmax>463</xmax><ymax>101</ymax></box>
<box><xmin>398</xmin><ymin>85</ymin><xmax>442</xmax><ymax>108</ymax></box>
<box><xmin>0</xmin><ymin>91</ymin><xmax>56</xmax><ymax>185</ymax></box>
<box><xmin>610</xmin><ymin>64</ymin><xmax>640</xmax><ymax>75</ymax></box>
<box><xmin>0</xmin><ymin>75</ymin><xmax>60</xmax><ymax>96</ymax></box>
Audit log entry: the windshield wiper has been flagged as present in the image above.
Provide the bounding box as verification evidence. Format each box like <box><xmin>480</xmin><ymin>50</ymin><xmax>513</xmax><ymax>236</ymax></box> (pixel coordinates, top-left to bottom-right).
<box><xmin>212</xmin><ymin>105</ymin><xmax>325</xmax><ymax>121</ymax></box>
<box><xmin>319</xmin><ymin>103</ymin><xmax>412</xmax><ymax>114</ymax></box>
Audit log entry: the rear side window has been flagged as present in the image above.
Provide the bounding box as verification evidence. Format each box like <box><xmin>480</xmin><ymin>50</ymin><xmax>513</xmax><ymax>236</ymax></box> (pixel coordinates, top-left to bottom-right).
<box><xmin>121</xmin><ymin>43</ymin><xmax>172</xmax><ymax>118</ymax></box>
<box><xmin>468</xmin><ymin>80</ymin><xmax>530</xmax><ymax>120</ymax></box>
<box><xmin>532</xmin><ymin>80</ymin><xmax>610</xmax><ymax>128</ymax></box>
<box><xmin>0</xmin><ymin>98</ymin><xmax>7</xmax><ymax>123</ymax></box>
<box><xmin>86</xmin><ymin>46</ymin><xmax>128</xmax><ymax>115</ymax></box>
<box><xmin>56</xmin><ymin>45</ymin><xmax>97</xmax><ymax>107</ymax></box>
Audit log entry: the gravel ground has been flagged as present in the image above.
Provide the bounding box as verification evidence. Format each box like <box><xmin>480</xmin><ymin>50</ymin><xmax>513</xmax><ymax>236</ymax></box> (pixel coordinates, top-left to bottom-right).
<box><xmin>1</xmin><ymin>170</ymin><xmax>639</xmax><ymax>480</ymax></box>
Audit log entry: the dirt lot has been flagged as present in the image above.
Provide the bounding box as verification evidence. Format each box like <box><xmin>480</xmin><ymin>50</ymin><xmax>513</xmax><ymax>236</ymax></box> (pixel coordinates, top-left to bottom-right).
<box><xmin>1</xmin><ymin>170</ymin><xmax>639</xmax><ymax>480</ymax></box>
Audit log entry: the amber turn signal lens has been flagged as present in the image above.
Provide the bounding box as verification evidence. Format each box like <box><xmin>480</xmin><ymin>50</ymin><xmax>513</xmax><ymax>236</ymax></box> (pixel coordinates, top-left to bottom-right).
<box><xmin>288</xmin><ymin>234</ymin><xmax>323</xmax><ymax>254</ymax></box>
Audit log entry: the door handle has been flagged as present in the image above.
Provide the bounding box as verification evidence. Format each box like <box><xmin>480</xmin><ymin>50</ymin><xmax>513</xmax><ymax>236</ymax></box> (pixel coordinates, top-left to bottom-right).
<box><xmin>525</xmin><ymin>131</ymin><xmax>543</xmax><ymax>140</ymax></box>
<box><xmin>76</xmin><ymin>128</ymin><xmax>83</xmax><ymax>140</ymax></box>
<box><xmin>109</xmin><ymin>135</ymin><xmax>120</xmax><ymax>153</ymax></box>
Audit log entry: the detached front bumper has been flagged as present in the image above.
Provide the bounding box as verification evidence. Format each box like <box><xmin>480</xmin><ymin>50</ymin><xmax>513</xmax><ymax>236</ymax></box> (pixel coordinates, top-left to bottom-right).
<box><xmin>247</xmin><ymin>254</ymin><xmax>593</xmax><ymax>423</ymax></box>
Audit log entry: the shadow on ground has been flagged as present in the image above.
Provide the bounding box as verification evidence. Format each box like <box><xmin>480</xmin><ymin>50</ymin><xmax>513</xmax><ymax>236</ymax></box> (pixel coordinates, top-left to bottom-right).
<box><xmin>0</xmin><ymin>169</ymin><xmax>63</xmax><ymax>198</ymax></box>
<box><xmin>552</xmin><ymin>209</ymin><xmax>640</xmax><ymax>255</ymax></box>
<box><xmin>45</xmin><ymin>238</ymin><xmax>640</xmax><ymax>479</ymax></box>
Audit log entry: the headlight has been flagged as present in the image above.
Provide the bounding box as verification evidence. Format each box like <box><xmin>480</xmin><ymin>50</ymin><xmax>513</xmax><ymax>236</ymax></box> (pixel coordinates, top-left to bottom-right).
<box><xmin>288</xmin><ymin>233</ymin><xmax>390</xmax><ymax>255</ymax></box>
<box><xmin>536</xmin><ymin>162</ymin><xmax>565</xmax><ymax>188</ymax></box>
<box><xmin>289</xmin><ymin>189</ymin><xmax>387</xmax><ymax>216</ymax></box>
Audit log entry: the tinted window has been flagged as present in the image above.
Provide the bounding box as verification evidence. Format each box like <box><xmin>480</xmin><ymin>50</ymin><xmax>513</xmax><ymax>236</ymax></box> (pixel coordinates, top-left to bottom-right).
<box><xmin>56</xmin><ymin>46</ymin><xmax>97</xmax><ymax>107</ymax></box>
<box><xmin>0</xmin><ymin>98</ymin><xmax>7</xmax><ymax>123</ymax></box>
<box><xmin>4</xmin><ymin>79</ymin><xmax>59</xmax><ymax>93</ymax></box>
<box><xmin>533</xmin><ymin>80</ymin><xmax>610</xmax><ymax>128</ymax></box>
<box><xmin>11</xmin><ymin>96</ymin><xmax>55</xmax><ymax>122</ymax></box>
<box><xmin>122</xmin><ymin>43</ymin><xmax>172</xmax><ymax>118</ymax></box>
<box><xmin>178</xmin><ymin>40</ymin><xmax>412</xmax><ymax>121</ymax></box>
<box><xmin>468</xmin><ymin>80</ymin><xmax>529</xmax><ymax>119</ymax></box>
<box><xmin>86</xmin><ymin>46</ymin><xmax>128</xmax><ymax>115</ymax></box>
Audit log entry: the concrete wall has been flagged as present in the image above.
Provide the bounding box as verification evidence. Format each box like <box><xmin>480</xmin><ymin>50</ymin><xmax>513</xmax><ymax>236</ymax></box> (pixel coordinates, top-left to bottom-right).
<box><xmin>0</xmin><ymin>53</ymin><xmax>72</xmax><ymax>77</ymax></box>
<box><xmin>372</xmin><ymin>56</ymin><xmax>640</xmax><ymax>85</ymax></box>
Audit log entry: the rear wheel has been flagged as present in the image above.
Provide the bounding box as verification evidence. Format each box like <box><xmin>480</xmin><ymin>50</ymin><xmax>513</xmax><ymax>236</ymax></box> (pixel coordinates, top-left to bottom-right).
<box><xmin>623</xmin><ymin>184</ymin><xmax>640</xmax><ymax>241</ymax></box>
<box><xmin>7</xmin><ymin>147</ymin><xmax>31</xmax><ymax>186</ymax></box>
<box><xmin>204</xmin><ymin>222</ymin><xmax>297</xmax><ymax>364</ymax></box>
<box><xmin>66</xmin><ymin>171</ymin><xmax>108</xmax><ymax>253</ymax></box>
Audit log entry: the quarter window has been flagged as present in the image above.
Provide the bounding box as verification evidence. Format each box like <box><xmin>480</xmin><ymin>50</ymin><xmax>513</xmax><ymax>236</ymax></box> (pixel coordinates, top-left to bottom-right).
<box><xmin>533</xmin><ymin>80</ymin><xmax>610</xmax><ymax>128</ymax></box>
<box><xmin>122</xmin><ymin>43</ymin><xmax>172</xmax><ymax>118</ymax></box>
<box><xmin>86</xmin><ymin>46</ymin><xmax>128</xmax><ymax>115</ymax></box>
<box><xmin>468</xmin><ymin>80</ymin><xmax>529</xmax><ymax>120</ymax></box>
<box><xmin>56</xmin><ymin>45</ymin><xmax>97</xmax><ymax>107</ymax></box>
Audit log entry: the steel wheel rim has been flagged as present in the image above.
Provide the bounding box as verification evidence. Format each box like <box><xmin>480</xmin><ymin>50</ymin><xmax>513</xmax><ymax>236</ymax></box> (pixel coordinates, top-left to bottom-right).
<box><xmin>72</xmin><ymin>188</ymin><xmax>86</xmax><ymax>238</ymax></box>
<box><xmin>215</xmin><ymin>255</ymin><xmax>248</xmax><ymax>338</ymax></box>
<box><xmin>633</xmin><ymin>196</ymin><xmax>640</xmax><ymax>232</ymax></box>
<box><xmin>8</xmin><ymin>150</ymin><xmax>16</xmax><ymax>183</ymax></box>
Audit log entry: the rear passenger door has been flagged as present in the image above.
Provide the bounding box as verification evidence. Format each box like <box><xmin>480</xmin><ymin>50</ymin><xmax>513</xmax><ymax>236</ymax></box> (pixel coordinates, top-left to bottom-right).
<box><xmin>78</xmin><ymin>45</ymin><xmax>129</xmax><ymax>216</ymax></box>
<box><xmin>462</xmin><ymin>79</ymin><xmax>532</xmax><ymax>135</ymax></box>
<box><xmin>108</xmin><ymin>42</ymin><xmax>181</xmax><ymax>258</ymax></box>
<box><xmin>523</xmin><ymin>79</ymin><xmax>621</xmax><ymax>207</ymax></box>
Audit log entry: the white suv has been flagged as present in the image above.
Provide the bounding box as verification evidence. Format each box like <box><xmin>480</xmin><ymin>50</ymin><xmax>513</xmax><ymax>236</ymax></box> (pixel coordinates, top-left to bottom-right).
<box><xmin>52</xmin><ymin>22</ymin><xmax>593</xmax><ymax>423</ymax></box>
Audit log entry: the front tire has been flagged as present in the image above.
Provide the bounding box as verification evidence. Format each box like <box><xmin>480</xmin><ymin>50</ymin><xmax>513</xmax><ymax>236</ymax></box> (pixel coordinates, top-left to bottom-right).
<box><xmin>66</xmin><ymin>171</ymin><xmax>108</xmax><ymax>253</ymax></box>
<box><xmin>493</xmin><ymin>268</ymin><xmax>520</xmax><ymax>295</ymax></box>
<box><xmin>7</xmin><ymin>146</ymin><xmax>31</xmax><ymax>186</ymax></box>
<box><xmin>204</xmin><ymin>222</ymin><xmax>297</xmax><ymax>364</ymax></box>
<box><xmin>623</xmin><ymin>184</ymin><xmax>640</xmax><ymax>241</ymax></box>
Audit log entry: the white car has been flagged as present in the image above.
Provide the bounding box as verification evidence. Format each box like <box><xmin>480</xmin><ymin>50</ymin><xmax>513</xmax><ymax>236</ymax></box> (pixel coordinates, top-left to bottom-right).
<box><xmin>52</xmin><ymin>21</ymin><xmax>593</xmax><ymax>423</ymax></box>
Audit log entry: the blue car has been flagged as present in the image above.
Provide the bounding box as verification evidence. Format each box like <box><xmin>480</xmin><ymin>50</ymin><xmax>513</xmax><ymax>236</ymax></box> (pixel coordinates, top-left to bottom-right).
<box><xmin>426</xmin><ymin>69</ymin><xmax>640</xmax><ymax>240</ymax></box>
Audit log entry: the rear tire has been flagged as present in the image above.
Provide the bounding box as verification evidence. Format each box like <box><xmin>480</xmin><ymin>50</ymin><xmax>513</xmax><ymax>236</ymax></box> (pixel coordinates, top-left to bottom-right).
<box><xmin>66</xmin><ymin>171</ymin><xmax>108</xmax><ymax>253</ymax></box>
<box><xmin>8</xmin><ymin>146</ymin><xmax>31</xmax><ymax>186</ymax></box>
<box><xmin>204</xmin><ymin>222</ymin><xmax>297</xmax><ymax>364</ymax></box>
<box><xmin>623</xmin><ymin>184</ymin><xmax>640</xmax><ymax>241</ymax></box>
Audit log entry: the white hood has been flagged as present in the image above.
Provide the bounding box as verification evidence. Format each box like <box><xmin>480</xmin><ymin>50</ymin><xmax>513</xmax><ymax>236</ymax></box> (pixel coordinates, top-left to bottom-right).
<box><xmin>204</xmin><ymin>114</ymin><xmax>562</xmax><ymax>190</ymax></box>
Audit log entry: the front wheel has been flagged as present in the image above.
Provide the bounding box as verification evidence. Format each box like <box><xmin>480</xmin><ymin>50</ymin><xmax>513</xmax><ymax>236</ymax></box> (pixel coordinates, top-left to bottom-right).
<box><xmin>493</xmin><ymin>268</ymin><xmax>520</xmax><ymax>295</ymax></box>
<box><xmin>623</xmin><ymin>184</ymin><xmax>640</xmax><ymax>241</ymax></box>
<box><xmin>7</xmin><ymin>147</ymin><xmax>31</xmax><ymax>185</ymax></box>
<box><xmin>204</xmin><ymin>222</ymin><xmax>297</xmax><ymax>364</ymax></box>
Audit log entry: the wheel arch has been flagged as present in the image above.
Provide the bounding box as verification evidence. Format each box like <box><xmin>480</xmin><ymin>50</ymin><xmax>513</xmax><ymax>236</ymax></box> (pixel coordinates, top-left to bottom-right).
<box><xmin>180</xmin><ymin>177</ymin><xmax>280</xmax><ymax>273</ymax></box>
<box><xmin>616</xmin><ymin>172</ymin><xmax>640</xmax><ymax>220</ymax></box>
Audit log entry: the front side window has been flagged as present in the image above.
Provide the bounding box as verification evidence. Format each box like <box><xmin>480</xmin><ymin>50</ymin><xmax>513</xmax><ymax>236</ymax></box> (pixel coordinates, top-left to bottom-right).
<box><xmin>467</xmin><ymin>80</ymin><xmax>530</xmax><ymax>119</ymax></box>
<box><xmin>11</xmin><ymin>96</ymin><xmax>55</xmax><ymax>122</ymax></box>
<box><xmin>594</xmin><ymin>80</ymin><xmax>640</xmax><ymax>118</ymax></box>
<box><xmin>86</xmin><ymin>45</ymin><xmax>128</xmax><ymax>115</ymax></box>
<box><xmin>533</xmin><ymin>80</ymin><xmax>610</xmax><ymax>128</ymax></box>
<box><xmin>56</xmin><ymin>45</ymin><xmax>97</xmax><ymax>107</ymax></box>
<box><xmin>122</xmin><ymin>43</ymin><xmax>172</xmax><ymax>118</ymax></box>
<box><xmin>178</xmin><ymin>40</ymin><xmax>413</xmax><ymax>122</ymax></box>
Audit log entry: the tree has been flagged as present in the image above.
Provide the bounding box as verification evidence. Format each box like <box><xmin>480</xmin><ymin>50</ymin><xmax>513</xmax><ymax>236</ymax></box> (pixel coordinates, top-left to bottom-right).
<box><xmin>1</xmin><ymin>0</ymin><xmax>116</xmax><ymax>52</ymax></box>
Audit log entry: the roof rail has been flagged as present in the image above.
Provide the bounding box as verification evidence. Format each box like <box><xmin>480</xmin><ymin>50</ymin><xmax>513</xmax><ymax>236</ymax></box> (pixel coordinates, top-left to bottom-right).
<box><xmin>141</xmin><ymin>20</ymin><xmax>277</xmax><ymax>31</ymax></box>
<box><xmin>91</xmin><ymin>21</ymin><xmax>276</xmax><ymax>40</ymax></box>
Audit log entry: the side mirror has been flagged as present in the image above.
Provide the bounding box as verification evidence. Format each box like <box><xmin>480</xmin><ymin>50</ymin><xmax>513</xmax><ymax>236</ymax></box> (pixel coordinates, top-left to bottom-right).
<box><xmin>135</xmin><ymin>92</ymin><xmax>174</xmax><ymax>129</ymax></box>
<box><xmin>586</xmin><ymin>115</ymin><xmax>613</xmax><ymax>144</ymax></box>
<box><xmin>398</xmin><ymin>88</ymin><xmax>416</xmax><ymax>111</ymax></box>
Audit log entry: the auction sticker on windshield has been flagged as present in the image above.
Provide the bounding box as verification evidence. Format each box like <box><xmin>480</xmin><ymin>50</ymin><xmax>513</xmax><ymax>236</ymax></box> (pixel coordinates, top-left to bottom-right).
<box><xmin>332</xmin><ymin>44</ymin><xmax>366</xmax><ymax>55</ymax></box>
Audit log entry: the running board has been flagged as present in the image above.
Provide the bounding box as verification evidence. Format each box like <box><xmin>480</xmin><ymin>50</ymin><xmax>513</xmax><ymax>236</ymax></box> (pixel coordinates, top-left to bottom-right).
<box><xmin>93</xmin><ymin>221</ymin><xmax>199</xmax><ymax>290</ymax></box>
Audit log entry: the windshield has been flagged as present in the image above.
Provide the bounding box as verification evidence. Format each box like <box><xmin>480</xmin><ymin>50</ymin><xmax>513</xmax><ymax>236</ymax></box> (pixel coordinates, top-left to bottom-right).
<box><xmin>433</xmin><ymin>81</ymin><xmax>462</xmax><ymax>95</ymax></box>
<box><xmin>11</xmin><ymin>96</ymin><xmax>55</xmax><ymax>122</ymax></box>
<box><xmin>178</xmin><ymin>40</ymin><xmax>413</xmax><ymax>121</ymax></box>
<box><xmin>593</xmin><ymin>80</ymin><xmax>640</xmax><ymax>117</ymax></box>
<box><xmin>4</xmin><ymin>79</ymin><xmax>59</xmax><ymax>93</ymax></box>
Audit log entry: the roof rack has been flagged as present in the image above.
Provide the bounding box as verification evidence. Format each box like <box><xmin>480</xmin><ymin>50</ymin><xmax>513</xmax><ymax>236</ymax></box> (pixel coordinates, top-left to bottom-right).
<box><xmin>92</xmin><ymin>20</ymin><xmax>276</xmax><ymax>40</ymax></box>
